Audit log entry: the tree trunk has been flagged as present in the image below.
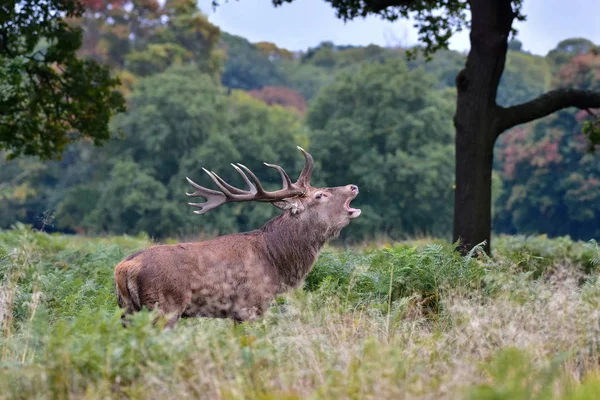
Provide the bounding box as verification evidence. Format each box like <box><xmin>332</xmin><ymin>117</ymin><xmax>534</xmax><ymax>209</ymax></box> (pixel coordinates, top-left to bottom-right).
<box><xmin>453</xmin><ymin>116</ymin><xmax>496</xmax><ymax>255</ymax></box>
<box><xmin>452</xmin><ymin>0</ymin><xmax>514</xmax><ymax>255</ymax></box>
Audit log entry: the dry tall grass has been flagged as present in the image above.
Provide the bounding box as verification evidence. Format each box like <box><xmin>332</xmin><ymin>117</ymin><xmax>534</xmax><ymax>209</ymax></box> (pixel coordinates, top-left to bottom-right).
<box><xmin>1</xmin><ymin>226</ymin><xmax>600</xmax><ymax>399</ymax></box>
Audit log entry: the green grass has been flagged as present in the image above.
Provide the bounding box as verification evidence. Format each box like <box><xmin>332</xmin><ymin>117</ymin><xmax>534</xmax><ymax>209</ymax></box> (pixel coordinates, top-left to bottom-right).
<box><xmin>2</xmin><ymin>223</ymin><xmax>600</xmax><ymax>399</ymax></box>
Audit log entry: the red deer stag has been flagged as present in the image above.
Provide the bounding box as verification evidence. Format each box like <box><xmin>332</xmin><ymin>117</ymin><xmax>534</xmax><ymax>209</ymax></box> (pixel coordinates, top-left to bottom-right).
<box><xmin>114</xmin><ymin>147</ymin><xmax>360</xmax><ymax>328</ymax></box>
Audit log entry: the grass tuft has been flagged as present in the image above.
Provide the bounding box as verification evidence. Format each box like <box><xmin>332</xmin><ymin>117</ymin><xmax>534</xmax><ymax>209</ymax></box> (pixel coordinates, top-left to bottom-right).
<box><xmin>1</xmin><ymin>226</ymin><xmax>600</xmax><ymax>398</ymax></box>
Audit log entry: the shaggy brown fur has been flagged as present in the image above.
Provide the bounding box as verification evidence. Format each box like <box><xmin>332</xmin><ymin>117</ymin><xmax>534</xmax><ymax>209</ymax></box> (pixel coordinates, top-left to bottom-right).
<box><xmin>114</xmin><ymin>153</ymin><xmax>360</xmax><ymax>328</ymax></box>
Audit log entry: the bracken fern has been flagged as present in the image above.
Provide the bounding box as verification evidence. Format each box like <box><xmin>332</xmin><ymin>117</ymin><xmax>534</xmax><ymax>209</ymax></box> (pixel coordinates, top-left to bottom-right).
<box><xmin>1</xmin><ymin>226</ymin><xmax>600</xmax><ymax>399</ymax></box>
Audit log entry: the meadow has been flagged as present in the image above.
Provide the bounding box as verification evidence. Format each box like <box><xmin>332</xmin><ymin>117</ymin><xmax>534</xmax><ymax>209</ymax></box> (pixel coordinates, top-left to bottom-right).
<box><xmin>2</xmin><ymin>223</ymin><xmax>600</xmax><ymax>399</ymax></box>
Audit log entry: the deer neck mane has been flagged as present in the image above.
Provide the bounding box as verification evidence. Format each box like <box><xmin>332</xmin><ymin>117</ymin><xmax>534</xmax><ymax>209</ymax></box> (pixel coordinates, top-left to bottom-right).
<box><xmin>259</xmin><ymin>211</ymin><xmax>332</xmax><ymax>290</ymax></box>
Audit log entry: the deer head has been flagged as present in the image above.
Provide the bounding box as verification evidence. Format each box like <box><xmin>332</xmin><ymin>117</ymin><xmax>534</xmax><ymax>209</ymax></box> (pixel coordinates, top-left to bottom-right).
<box><xmin>185</xmin><ymin>146</ymin><xmax>361</xmax><ymax>233</ymax></box>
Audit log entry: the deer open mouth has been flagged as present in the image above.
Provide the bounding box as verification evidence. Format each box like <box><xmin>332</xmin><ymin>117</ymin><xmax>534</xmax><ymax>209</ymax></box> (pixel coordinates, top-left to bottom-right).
<box><xmin>344</xmin><ymin>198</ymin><xmax>361</xmax><ymax>218</ymax></box>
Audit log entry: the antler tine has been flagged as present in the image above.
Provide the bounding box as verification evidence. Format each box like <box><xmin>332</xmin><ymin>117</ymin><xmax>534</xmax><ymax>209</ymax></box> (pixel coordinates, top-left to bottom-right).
<box><xmin>186</xmin><ymin>176</ymin><xmax>222</xmax><ymax>197</ymax></box>
<box><xmin>204</xmin><ymin>167</ymin><xmax>253</xmax><ymax>196</ymax></box>
<box><xmin>185</xmin><ymin>177</ymin><xmax>227</xmax><ymax>214</ymax></box>
<box><xmin>264</xmin><ymin>162</ymin><xmax>293</xmax><ymax>189</ymax></box>
<box><xmin>188</xmin><ymin>199</ymin><xmax>225</xmax><ymax>214</ymax></box>
<box><xmin>231</xmin><ymin>163</ymin><xmax>257</xmax><ymax>194</ymax></box>
<box><xmin>186</xmin><ymin>148</ymin><xmax>312</xmax><ymax>215</ymax></box>
<box><xmin>296</xmin><ymin>146</ymin><xmax>314</xmax><ymax>188</ymax></box>
<box><xmin>236</xmin><ymin>163</ymin><xmax>267</xmax><ymax>195</ymax></box>
<box><xmin>202</xmin><ymin>168</ymin><xmax>236</xmax><ymax>196</ymax></box>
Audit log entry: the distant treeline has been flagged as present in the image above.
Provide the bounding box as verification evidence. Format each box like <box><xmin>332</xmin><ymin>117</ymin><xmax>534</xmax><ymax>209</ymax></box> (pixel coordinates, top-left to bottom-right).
<box><xmin>1</xmin><ymin>0</ymin><xmax>599</xmax><ymax>242</ymax></box>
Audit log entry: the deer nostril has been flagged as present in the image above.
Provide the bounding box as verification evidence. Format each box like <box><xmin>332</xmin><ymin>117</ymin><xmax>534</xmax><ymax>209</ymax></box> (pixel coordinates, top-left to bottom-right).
<box><xmin>350</xmin><ymin>185</ymin><xmax>359</xmax><ymax>193</ymax></box>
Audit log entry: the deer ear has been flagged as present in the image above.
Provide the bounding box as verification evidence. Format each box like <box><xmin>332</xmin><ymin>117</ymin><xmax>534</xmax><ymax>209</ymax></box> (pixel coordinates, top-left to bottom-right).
<box><xmin>272</xmin><ymin>198</ymin><xmax>304</xmax><ymax>214</ymax></box>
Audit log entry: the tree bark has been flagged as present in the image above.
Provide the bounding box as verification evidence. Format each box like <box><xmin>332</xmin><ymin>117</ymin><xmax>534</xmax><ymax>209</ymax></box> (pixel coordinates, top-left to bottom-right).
<box><xmin>452</xmin><ymin>0</ymin><xmax>514</xmax><ymax>255</ymax></box>
<box><xmin>498</xmin><ymin>89</ymin><xmax>600</xmax><ymax>131</ymax></box>
<box><xmin>452</xmin><ymin>1</ymin><xmax>600</xmax><ymax>255</ymax></box>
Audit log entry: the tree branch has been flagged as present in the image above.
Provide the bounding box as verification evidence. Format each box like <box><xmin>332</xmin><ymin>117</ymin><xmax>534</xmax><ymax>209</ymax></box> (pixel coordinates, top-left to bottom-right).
<box><xmin>497</xmin><ymin>88</ymin><xmax>600</xmax><ymax>134</ymax></box>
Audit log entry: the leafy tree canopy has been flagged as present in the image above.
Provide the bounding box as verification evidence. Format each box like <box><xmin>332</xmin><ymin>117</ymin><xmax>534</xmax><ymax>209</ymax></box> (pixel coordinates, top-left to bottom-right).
<box><xmin>2</xmin><ymin>6</ymin><xmax>599</xmax><ymax>245</ymax></box>
<box><xmin>0</xmin><ymin>0</ymin><xmax>125</xmax><ymax>160</ymax></box>
<box><xmin>247</xmin><ymin>86</ymin><xmax>307</xmax><ymax>114</ymax></box>
<box><xmin>219</xmin><ymin>32</ymin><xmax>286</xmax><ymax>90</ymax></box>
<box><xmin>307</xmin><ymin>59</ymin><xmax>455</xmax><ymax>239</ymax></box>
<box><xmin>75</xmin><ymin>0</ymin><xmax>223</xmax><ymax>78</ymax></box>
<box><xmin>6</xmin><ymin>64</ymin><xmax>311</xmax><ymax>238</ymax></box>
<box><xmin>494</xmin><ymin>46</ymin><xmax>600</xmax><ymax>240</ymax></box>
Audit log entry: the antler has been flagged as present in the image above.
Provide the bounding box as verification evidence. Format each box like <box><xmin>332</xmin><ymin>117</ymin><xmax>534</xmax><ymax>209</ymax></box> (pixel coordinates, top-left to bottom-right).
<box><xmin>186</xmin><ymin>146</ymin><xmax>314</xmax><ymax>214</ymax></box>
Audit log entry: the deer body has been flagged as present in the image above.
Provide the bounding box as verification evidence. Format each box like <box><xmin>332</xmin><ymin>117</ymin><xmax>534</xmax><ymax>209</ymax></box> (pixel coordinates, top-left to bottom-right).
<box><xmin>114</xmin><ymin>148</ymin><xmax>360</xmax><ymax>328</ymax></box>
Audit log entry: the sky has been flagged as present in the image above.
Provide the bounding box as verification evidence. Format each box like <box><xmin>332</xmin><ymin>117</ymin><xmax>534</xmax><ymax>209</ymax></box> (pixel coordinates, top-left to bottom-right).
<box><xmin>196</xmin><ymin>0</ymin><xmax>600</xmax><ymax>56</ymax></box>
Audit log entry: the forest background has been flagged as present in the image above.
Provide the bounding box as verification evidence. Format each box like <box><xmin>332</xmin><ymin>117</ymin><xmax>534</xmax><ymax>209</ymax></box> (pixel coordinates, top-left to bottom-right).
<box><xmin>2</xmin><ymin>0</ymin><xmax>600</xmax><ymax>245</ymax></box>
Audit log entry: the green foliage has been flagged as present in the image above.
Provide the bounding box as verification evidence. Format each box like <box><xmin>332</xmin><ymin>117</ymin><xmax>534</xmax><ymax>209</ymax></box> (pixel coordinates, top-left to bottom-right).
<box><xmin>125</xmin><ymin>43</ymin><xmax>192</xmax><ymax>77</ymax></box>
<box><xmin>468</xmin><ymin>347</ymin><xmax>565</xmax><ymax>400</ymax></box>
<box><xmin>584</xmin><ymin>239</ymin><xmax>600</xmax><ymax>268</ymax></box>
<box><xmin>0</xmin><ymin>0</ymin><xmax>126</xmax><ymax>160</ymax></box>
<box><xmin>406</xmin><ymin>49</ymin><xmax>464</xmax><ymax>89</ymax></box>
<box><xmin>494</xmin><ymin>116</ymin><xmax>600</xmax><ymax>240</ymax></box>
<box><xmin>2</xmin><ymin>28</ymin><xmax>600</xmax><ymax>242</ymax></box>
<box><xmin>220</xmin><ymin>33</ymin><xmax>282</xmax><ymax>90</ymax></box>
<box><xmin>306</xmin><ymin>241</ymin><xmax>487</xmax><ymax>314</ymax></box>
<box><xmin>277</xmin><ymin>61</ymin><xmax>331</xmax><ymax>100</ymax></box>
<box><xmin>109</xmin><ymin>65</ymin><xmax>229</xmax><ymax>183</ymax></box>
<box><xmin>1</xmin><ymin>65</ymin><xmax>309</xmax><ymax>238</ymax></box>
<box><xmin>583</xmin><ymin>116</ymin><xmax>600</xmax><ymax>147</ymax></box>
<box><xmin>469</xmin><ymin>347</ymin><xmax>600</xmax><ymax>400</ymax></box>
<box><xmin>493</xmin><ymin>42</ymin><xmax>600</xmax><ymax>241</ymax></box>
<box><xmin>87</xmin><ymin>160</ymin><xmax>169</xmax><ymax>237</ymax></box>
<box><xmin>493</xmin><ymin>235</ymin><xmax>600</xmax><ymax>277</ymax></box>
<box><xmin>547</xmin><ymin>38</ymin><xmax>597</xmax><ymax>72</ymax></box>
<box><xmin>2</xmin><ymin>228</ymin><xmax>600</xmax><ymax>398</ymax></box>
<box><xmin>221</xmin><ymin>38</ymin><xmax>396</xmax><ymax>100</ymax></box>
<box><xmin>497</xmin><ymin>51</ymin><xmax>552</xmax><ymax>107</ymax></box>
<box><xmin>307</xmin><ymin>59</ymin><xmax>455</xmax><ymax>240</ymax></box>
<box><xmin>76</xmin><ymin>0</ymin><xmax>222</xmax><ymax>78</ymax></box>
